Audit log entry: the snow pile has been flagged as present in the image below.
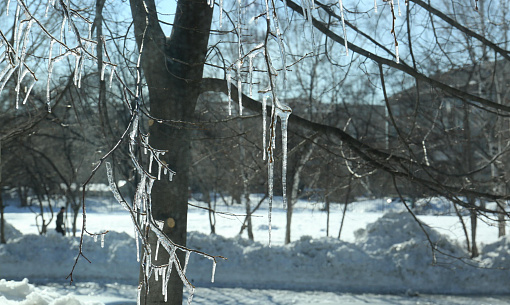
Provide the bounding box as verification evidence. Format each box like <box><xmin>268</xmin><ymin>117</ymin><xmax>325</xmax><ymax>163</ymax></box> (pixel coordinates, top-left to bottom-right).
<box><xmin>2</xmin><ymin>220</ymin><xmax>23</xmax><ymax>240</ymax></box>
<box><xmin>0</xmin><ymin>230</ymin><xmax>138</xmax><ymax>283</ymax></box>
<box><xmin>0</xmin><ymin>278</ymin><xmax>103</xmax><ymax>305</ymax></box>
<box><xmin>2</xmin><ymin>212</ymin><xmax>510</xmax><ymax>295</ymax></box>
<box><xmin>187</xmin><ymin>212</ymin><xmax>510</xmax><ymax>294</ymax></box>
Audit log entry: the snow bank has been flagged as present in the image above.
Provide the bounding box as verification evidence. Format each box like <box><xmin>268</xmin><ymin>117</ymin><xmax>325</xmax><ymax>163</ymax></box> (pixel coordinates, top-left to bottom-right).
<box><xmin>2</xmin><ymin>220</ymin><xmax>23</xmax><ymax>241</ymax></box>
<box><xmin>0</xmin><ymin>230</ymin><xmax>138</xmax><ymax>283</ymax></box>
<box><xmin>2</xmin><ymin>212</ymin><xmax>510</xmax><ymax>295</ymax></box>
<box><xmin>186</xmin><ymin>212</ymin><xmax>510</xmax><ymax>294</ymax></box>
<box><xmin>0</xmin><ymin>278</ymin><xmax>103</xmax><ymax>305</ymax></box>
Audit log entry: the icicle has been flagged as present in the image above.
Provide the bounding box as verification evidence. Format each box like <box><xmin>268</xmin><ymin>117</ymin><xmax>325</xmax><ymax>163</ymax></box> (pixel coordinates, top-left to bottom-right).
<box><xmin>207</xmin><ymin>0</ymin><xmax>214</xmax><ymax>8</ymax></box>
<box><xmin>158</xmin><ymin>160</ymin><xmax>162</xmax><ymax>180</ymax></box>
<box><xmin>168</xmin><ymin>172</ymin><xmax>174</xmax><ymax>181</ymax></box>
<box><xmin>268</xmin><ymin>161</ymin><xmax>273</xmax><ymax>247</ymax></box>
<box><xmin>48</xmin><ymin>39</ymin><xmax>55</xmax><ymax>70</ymax></box>
<box><xmin>59</xmin><ymin>16</ymin><xmax>67</xmax><ymax>53</ymax></box>
<box><xmin>146</xmin><ymin>178</ymin><xmax>155</xmax><ymax>195</ymax></box>
<box><xmin>155</xmin><ymin>241</ymin><xmax>160</xmax><ymax>261</ymax></box>
<box><xmin>422</xmin><ymin>140</ymin><xmax>430</xmax><ymax>166</ymax></box>
<box><xmin>77</xmin><ymin>53</ymin><xmax>85</xmax><ymax>88</ymax></box>
<box><xmin>219</xmin><ymin>0</ymin><xmax>224</xmax><ymax>28</ymax></box>
<box><xmin>267</xmin><ymin>98</ymin><xmax>278</xmax><ymax>247</ymax></box>
<box><xmin>186</xmin><ymin>287</ymin><xmax>195</xmax><ymax>305</ymax></box>
<box><xmin>262</xmin><ymin>96</ymin><xmax>267</xmax><ymax>161</ymax></box>
<box><xmin>145</xmin><ymin>253</ymin><xmax>151</xmax><ymax>282</ymax></box>
<box><xmin>161</xmin><ymin>266</ymin><xmax>167</xmax><ymax>294</ymax></box>
<box><xmin>135</xmin><ymin>230</ymin><xmax>140</xmax><ymax>262</ymax></box>
<box><xmin>22</xmin><ymin>79</ymin><xmax>35</xmax><ymax>105</ymax></box>
<box><xmin>109</xmin><ymin>65</ymin><xmax>115</xmax><ymax>88</ymax></box>
<box><xmin>20</xmin><ymin>20</ymin><xmax>33</xmax><ymax>60</ymax></box>
<box><xmin>183</xmin><ymin>251</ymin><xmax>191</xmax><ymax>274</ymax></box>
<box><xmin>155</xmin><ymin>267</ymin><xmax>159</xmax><ymax>281</ymax></box>
<box><xmin>271</xmin><ymin>113</ymin><xmax>277</xmax><ymax>150</ymax></box>
<box><xmin>148</xmin><ymin>152</ymin><xmax>154</xmax><ymax>173</ymax></box>
<box><xmin>237</xmin><ymin>61</ymin><xmax>243</xmax><ymax>115</ymax></box>
<box><xmin>6</xmin><ymin>0</ymin><xmax>10</xmax><ymax>15</ymax></box>
<box><xmin>46</xmin><ymin>60</ymin><xmax>53</xmax><ymax>112</ymax></box>
<box><xmin>13</xmin><ymin>6</ymin><xmax>22</xmax><ymax>54</ymax></box>
<box><xmin>248</xmin><ymin>54</ymin><xmax>254</xmax><ymax>97</ymax></box>
<box><xmin>94</xmin><ymin>234</ymin><xmax>98</xmax><ymax>242</ymax></box>
<box><xmin>137</xmin><ymin>285</ymin><xmax>141</xmax><ymax>305</ymax></box>
<box><xmin>302</xmin><ymin>0</ymin><xmax>315</xmax><ymax>46</ymax></box>
<box><xmin>395</xmin><ymin>44</ymin><xmax>400</xmax><ymax>63</ymax></box>
<box><xmin>163</xmin><ymin>258</ymin><xmax>173</xmax><ymax>302</ymax></box>
<box><xmin>73</xmin><ymin>54</ymin><xmax>81</xmax><ymax>86</ymax></box>
<box><xmin>273</xmin><ymin>20</ymin><xmax>287</xmax><ymax>86</ymax></box>
<box><xmin>277</xmin><ymin>107</ymin><xmax>291</xmax><ymax>209</ymax></box>
<box><xmin>130</xmin><ymin>113</ymin><xmax>139</xmax><ymax>145</ymax></box>
<box><xmin>338</xmin><ymin>0</ymin><xmax>349</xmax><ymax>55</ymax></box>
<box><xmin>177</xmin><ymin>266</ymin><xmax>195</xmax><ymax>303</ymax></box>
<box><xmin>101</xmin><ymin>234</ymin><xmax>105</xmax><ymax>248</ymax></box>
<box><xmin>101</xmin><ymin>63</ymin><xmax>107</xmax><ymax>81</ymax></box>
<box><xmin>397</xmin><ymin>0</ymin><xmax>402</xmax><ymax>16</ymax></box>
<box><xmin>227</xmin><ymin>70</ymin><xmax>232</xmax><ymax>115</ymax></box>
<box><xmin>106</xmin><ymin>162</ymin><xmax>130</xmax><ymax>211</ymax></box>
<box><xmin>211</xmin><ymin>260</ymin><xmax>217</xmax><ymax>283</ymax></box>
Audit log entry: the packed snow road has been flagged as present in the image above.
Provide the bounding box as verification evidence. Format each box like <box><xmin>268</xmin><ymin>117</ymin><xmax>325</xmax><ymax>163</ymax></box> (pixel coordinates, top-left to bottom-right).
<box><xmin>25</xmin><ymin>282</ymin><xmax>510</xmax><ymax>305</ymax></box>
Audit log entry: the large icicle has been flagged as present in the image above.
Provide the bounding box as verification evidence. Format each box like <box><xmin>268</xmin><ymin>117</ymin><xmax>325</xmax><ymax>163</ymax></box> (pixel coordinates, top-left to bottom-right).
<box><xmin>338</xmin><ymin>0</ymin><xmax>349</xmax><ymax>55</ymax></box>
<box><xmin>262</xmin><ymin>96</ymin><xmax>267</xmax><ymax>161</ymax></box>
<box><xmin>237</xmin><ymin>60</ymin><xmax>243</xmax><ymax>115</ymax></box>
<box><xmin>227</xmin><ymin>70</ymin><xmax>232</xmax><ymax>115</ymax></box>
<box><xmin>276</xmin><ymin>104</ymin><xmax>291</xmax><ymax>209</ymax></box>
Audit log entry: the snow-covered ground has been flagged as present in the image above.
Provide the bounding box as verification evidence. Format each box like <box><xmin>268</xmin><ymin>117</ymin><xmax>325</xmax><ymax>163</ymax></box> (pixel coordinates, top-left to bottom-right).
<box><xmin>2</xmin><ymin>195</ymin><xmax>510</xmax><ymax>304</ymax></box>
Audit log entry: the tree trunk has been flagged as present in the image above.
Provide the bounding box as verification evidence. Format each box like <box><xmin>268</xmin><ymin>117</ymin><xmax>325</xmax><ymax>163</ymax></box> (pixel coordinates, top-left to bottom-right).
<box><xmin>338</xmin><ymin>175</ymin><xmax>353</xmax><ymax>240</ymax></box>
<box><xmin>245</xmin><ymin>195</ymin><xmax>254</xmax><ymax>240</ymax></box>
<box><xmin>238</xmin><ymin>119</ymin><xmax>253</xmax><ymax>239</ymax></box>
<box><xmin>0</xmin><ymin>190</ymin><xmax>5</xmax><ymax>244</ymax></box>
<box><xmin>72</xmin><ymin>206</ymin><xmax>78</xmax><ymax>237</ymax></box>
<box><xmin>285</xmin><ymin>144</ymin><xmax>314</xmax><ymax>244</ymax></box>
<box><xmin>453</xmin><ymin>203</ymin><xmax>470</xmax><ymax>252</ymax></box>
<box><xmin>470</xmin><ymin>204</ymin><xmax>479</xmax><ymax>258</ymax></box>
<box><xmin>206</xmin><ymin>195</ymin><xmax>216</xmax><ymax>235</ymax></box>
<box><xmin>129</xmin><ymin>0</ymin><xmax>212</xmax><ymax>304</ymax></box>
<box><xmin>325</xmin><ymin>191</ymin><xmax>330</xmax><ymax>237</ymax></box>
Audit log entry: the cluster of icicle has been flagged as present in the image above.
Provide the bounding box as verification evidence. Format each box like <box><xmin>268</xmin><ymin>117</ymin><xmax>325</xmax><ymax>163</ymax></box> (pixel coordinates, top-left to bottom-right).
<box><xmin>220</xmin><ymin>0</ymin><xmax>411</xmax><ymax>246</ymax></box>
<box><xmin>105</xmin><ymin>111</ymin><xmax>218</xmax><ymax>305</ymax></box>
<box><xmin>0</xmin><ymin>0</ymin><xmax>116</xmax><ymax>112</ymax></box>
<box><xmin>220</xmin><ymin>0</ymin><xmax>295</xmax><ymax>246</ymax></box>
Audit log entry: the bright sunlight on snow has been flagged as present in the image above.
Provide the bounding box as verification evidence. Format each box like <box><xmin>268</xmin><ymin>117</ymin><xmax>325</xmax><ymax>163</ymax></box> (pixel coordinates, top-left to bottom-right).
<box><xmin>2</xmin><ymin>195</ymin><xmax>510</xmax><ymax>304</ymax></box>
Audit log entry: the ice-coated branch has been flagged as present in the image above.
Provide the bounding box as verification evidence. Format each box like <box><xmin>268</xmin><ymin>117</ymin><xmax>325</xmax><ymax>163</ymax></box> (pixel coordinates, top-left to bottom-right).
<box><xmin>0</xmin><ymin>0</ymin><xmax>118</xmax><ymax>111</ymax></box>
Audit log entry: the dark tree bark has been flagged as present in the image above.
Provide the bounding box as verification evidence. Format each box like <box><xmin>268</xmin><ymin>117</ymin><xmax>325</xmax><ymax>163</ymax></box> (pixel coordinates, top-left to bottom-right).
<box><xmin>0</xmin><ymin>188</ymin><xmax>5</xmax><ymax>244</ymax></box>
<box><xmin>129</xmin><ymin>0</ymin><xmax>213</xmax><ymax>304</ymax></box>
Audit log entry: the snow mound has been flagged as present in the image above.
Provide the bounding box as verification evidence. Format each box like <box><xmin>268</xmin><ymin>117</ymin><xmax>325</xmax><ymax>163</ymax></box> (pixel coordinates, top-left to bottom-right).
<box><xmin>480</xmin><ymin>235</ymin><xmax>510</xmax><ymax>268</ymax></box>
<box><xmin>354</xmin><ymin>212</ymin><xmax>462</xmax><ymax>254</ymax></box>
<box><xmin>0</xmin><ymin>231</ymin><xmax>138</xmax><ymax>283</ymax></box>
<box><xmin>1</xmin><ymin>220</ymin><xmax>23</xmax><ymax>241</ymax></box>
<box><xmin>2</xmin><ymin>212</ymin><xmax>510</xmax><ymax>295</ymax></box>
<box><xmin>187</xmin><ymin>212</ymin><xmax>510</xmax><ymax>294</ymax></box>
<box><xmin>0</xmin><ymin>278</ymin><xmax>103</xmax><ymax>305</ymax></box>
